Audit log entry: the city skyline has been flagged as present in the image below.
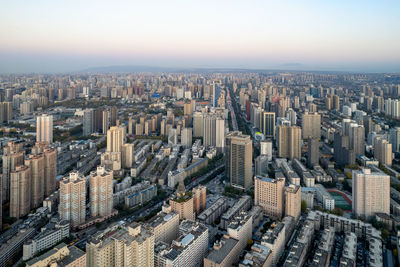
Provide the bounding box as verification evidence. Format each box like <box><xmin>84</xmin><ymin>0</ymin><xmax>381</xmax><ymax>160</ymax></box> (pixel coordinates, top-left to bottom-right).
<box><xmin>1</xmin><ymin>0</ymin><xmax>400</xmax><ymax>73</ymax></box>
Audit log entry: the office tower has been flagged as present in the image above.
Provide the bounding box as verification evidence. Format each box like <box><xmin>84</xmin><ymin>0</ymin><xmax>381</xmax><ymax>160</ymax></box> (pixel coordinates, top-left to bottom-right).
<box><xmin>301</xmin><ymin>112</ymin><xmax>321</xmax><ymax>139</ymax></box>
<box><xmin>286</xmin><ymin>108</ymin><xmax>297</xmax><ymax>126</ymax></box>
<box><xmin>390</xmin><ymin>127</ymin><xmax>400</xmax><ymax>153</ymax></box>
<box><xmin>102</xmin><ymin>109</ymin><xmax>109</xmax><ymax>134</ymax></box>
<box><xmin>0</xmin><ymin>102</ymin><xmax>12</xmax><ymax>123</ymax></box>
<box><xmin>59</xmin><ymin>171</ymin><xmax>86</xmax><ymax>227</ymax></box>
<box><xmin>10</xmin><ymin>165</ymin><xmax>31</xmax><ymax>219</ymax></box>
<box><xmin>307</xmin><ymin>137</ymin><xmax>319</xmax><ymax>167</ymax></box>
<box><xmin>193</xmin><ymin>112</ymin><xmax>204</xmax><ymax>137</ymax></box>
<box><xmin>110</xmin><ymin>106</ymin><xmax>117</xmax><ymax>126</ymax></box>
<box><xmin>352</xmin><ymin>168</ymin><xmax>390</xmax><ymax>219</ymax></box>
<box><xmin>261</xmin><ymin>112</ymin><xmax>275</xmax><ymax>139</ymax></box>
<box><xmin>203</xmin><ymin>114</ymin><xmax>225</xmax><ymax>152</ymax></box>
<box><xmin>170</xmin><ymin>178</ymin><xmax>195</xmax><ymax>220</ymax></box>
<box><xmin>277</xmin><ymin>126</ymin><xmax>301</xmax><ymax>160</ymax></box>
<box><xmin>212</xmin><ymin>83</ymin><xmax>221</xmax><ymax>107</ymax></box>
<box><xmin>121</xmin><ymin>143</ymin><xmax>134</xmax><ymax>169</ymax></box>
<box><xmin>254</xmin><ymin>176</ymin><xmax>285</xmax><ymax>219</ymax></box>
<box><xmin>2</xmin><ymin>141</ymin><xmax>25</xmax><ymax>202</ymax></box>
<box><xmin>181</xmin><ymin>127</ymin><xmax>192</xmax><ymax>148</ymax></box>
<box><xmin>87</xmin><ymin>224</ymin><xmax>154</xmax><ymax>267</ymax></box>
<box><xmin>374</xmin><ymin>138</ymin><xmax>393</xmax><ymax>166</ymax></box>
<box><xmin>226</xmin><ymin>132</ymin><xmax>253</xmax><ymax>190</ymax></box>
<box><xmin>192</xmin><ymin>185</ymin><xmax>207</xmax><ymax>216</ymax></box>
<box><xmin>89</xmin><ymin>166</ymin><xmax>113</xmax><ymax>218</ymax></box>
<box><xmin>36</xmin><ymin>114</ymin><xmax>53</xmax><ymax>144</ymax></box>
<box><xmin>325</xmin><ymin>96</ymin><xmax>332</xmax><ymax>110</ymax></box>
<box><xmin>93</xmin><ymin>107</ymin><xmax>104</xmax><ymax>133</ymax></box>
<box><xmin>334</xmin><ymin>132</ymin><xmax>355</xmax><ymax>166</ymax></box>
<box><xmin>82</xmin><ymin>108</ymin><xmax>94</xmax><ymax>136</ymax></box>
<box><xmin>284</xmin><ymin>185</ymin><xmax>301</xmax><ymax>221</ymax></box>
<box><xmin>333</xmin><ymin>95</ymin><xmax>340</xmax><ymax>110</ymax></box>
<box><xmin>363</xmin><ymin>115</ymin><xmax>373</xmax><ymax>138</ymax></box>
<box><xmin>25</xmin><ymin>154</ymin><xmax>44</xmax><ymax>209</ymax></box>
<box><xmin>106</xmin><ymin>125</ymin><xmax>125</xmax><ymax>152</ymax></box>
<box><xmin>351</xmin><ymin>125</ymin><xmax>365</xmax><ymax>156</ymax></box>
<box><xmin>260</xmin><ymin>141</ymin><xmax>273</xmax><ymax>161</ymax></box>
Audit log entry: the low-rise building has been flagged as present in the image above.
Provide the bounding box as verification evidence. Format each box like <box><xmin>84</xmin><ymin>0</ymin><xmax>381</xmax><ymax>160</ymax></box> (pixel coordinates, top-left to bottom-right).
<box><xmin>197</xmin><ymin>197</ymin><xmax>228</xmax><ymax>225</ymax></box>
<box><xmin>204</xmin><ymin>236</ymin><xmax>241</xmax><ymax>267</ymax></box>
<box><xmin>239</xmin><ymin>243</ymin><xmax>273</xmax><ymax>267</ymax></box>
<box><xmin>221</xmin><ymin>195</ymin><xmax>251</xmax><ymax>229</ymax></box>
<box><xmin>26</xmin><ymin>244</ymin><xmax>86</xmax><ymax>267</ymax></box>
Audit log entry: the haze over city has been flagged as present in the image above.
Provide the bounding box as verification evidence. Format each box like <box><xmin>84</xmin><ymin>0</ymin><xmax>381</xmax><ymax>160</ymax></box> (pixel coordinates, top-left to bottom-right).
<box><xmin>1</xmin><ymin>0</ymin><xmax>400</xmax><ymax>73</ymax></box>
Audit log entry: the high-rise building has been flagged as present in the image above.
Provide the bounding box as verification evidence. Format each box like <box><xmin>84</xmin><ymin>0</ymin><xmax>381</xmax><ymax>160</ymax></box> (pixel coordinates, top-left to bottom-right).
<box><xmin>333</xmin><ymin>95</ymin><xmax>340</xmax><ymax>110</ymax></box>
<box><xmin>261</xmin><ymin>112</ymin><xmax>276</xmax><ymax>139</ymax></box>
<box><xmin>32</xmin><ymin>143</ymin><xmax>57</xmax><ymax>197</ymax></box>
<box><xmin>260</xmin><ymin>141</ymin><xmax>273</xmax><ymax>161</ymax></box>
<box><xmin>106</xmin><ymin>125</ymin><xmax>125</xmax><ymax>152</ymax></box>
<box><xmin>325</xmin><ymin>96</ymin><xmax>332</xmax><ymax>110</ymax></box>
<box><xmin>0</xmin><ymin>102</ymin><xmax>12</xmax><ymax>123</ymax></box>
<box><xmin>226</xmin><ymin>132</ymin><xmax>253</xmax><ymax>190</ymax></box>
<box><xmin>351</xmin><ymin>125</ymin><xmax>365</xmax><ymax>156</ymax></box>
<box><xmin>374</xmin><ymin>138</ymin><xmax>393</xmax><ymax>166</ymax></box>
<box><xmin>25</xmin><ymin>154</ymin><xmax>45</xmax><ymax>209</ymax></box>
<box><xmin>36</xmin><ymin>114</ymin><xmax>53</xmax><ymax>144</ymax></box>
<box><xmin>89</xmin><ymin>166</ymin><xmax>113</xmax><ymax>218</ymax></box>
<box><xmin>307</xmin><ymin>137</ymin><xmax>319</xmax><ymax>167</ymax></box>
<box><xmin>102</xmin><ymin>109</ymin><xmax>109</xmax><ymax>134</ymax></box>
<box><xmin>284</xmin><ymin>185</ymin><xmax>301</xmax><ymax>221</ymax></box>
<box><xmin>352</xmin><ymin>168</ymin><xmax>390</xmax><ymax>219</ymax></box>
<box><xmin>93</xmin><ymin>107</ymin><xmax>105</xmax><ymax>133</ymax></box>
<box><xmin>277</xmin><ymin>126</ymin><xmax>301</xmax><ymax>160</ymax></box>
<box><xmin>82</xmin><ymin>108</ymin><xmax>94</xmax><ymax>136</ymax></box>
<box><xmin>10</xmin><ymin>165</ymin><xmax>31</xmax><ymax>219</ymax></box>
<box><xmin>181</xmin><ymin>127</ymin><xmax>192</xmax><ymax>148</ymax></box>
<box><xmin>87</xmin><ymin>224</ymin><xmax>154</xmax><ymax>267</ymax></box>
<box><xmin>390</xmin><ymin>127</ymin><xmax>400</xmax><ymax>153</ymax></box>
<box><xmin>184</xmin><ymin>100</ymin><xmax>193</xmax><ymax>116</ymax></box>
<box><xmin>334</xmin><ymin>132</ymin><xmax>355</xmax><ymax>166</ymax></box>
<box><xmin>254</xmin><ymin>176</ymin><xmax>285</xmax><ymax>219</ymax></box>
<box><xmin>192</xmin><ymin>185</ymin><xmax>207</xmax><ymax>216</ymax></box>
<box><xmin>110</xmin><ymin>106</ymin><xmax>117</xmax><ymax>126</ymax></box>
<box><xmin>193</xmin><ymin>112</ymin><xmax>204</xmax><ymax>137</ymax></box>
<box><xmin>203</xmin><ymin>114</ymin><xmax>225</xmax><ymax>152</ymax></box>
<box><xmin>212</xmin><ymin>83</ymin><xmax>221</xmax><ymax>107</ymax></box>
<box><xmin>302</xmin><ymin>112</ymin><xmax>321</xmax><ymax>139</ymax></box>
<box><xmin>2</xmin><ymin>141</ymin><xmax>24</xmax><ymax>202</ymax></box>
<box><xmin>170</xmin><ymin>178</ymin><xmax>195</xmax><ymax>220</ymax></box>
<box><xmin>121</xmin><ymin>143</ymin><xmax>134</xmax><ymax>169</ymax></box>
<box><xmin>59</xmin><ymin>171</ymin><xmax>86</xmax><ymax>227</ymax></box>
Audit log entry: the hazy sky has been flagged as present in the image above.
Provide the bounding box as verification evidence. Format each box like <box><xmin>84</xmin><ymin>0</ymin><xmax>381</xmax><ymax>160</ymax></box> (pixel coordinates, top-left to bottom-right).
<box><xmin>1</xmin><ymin>0</ymin><xmax>399</xmax><ymax>73</ymax></box>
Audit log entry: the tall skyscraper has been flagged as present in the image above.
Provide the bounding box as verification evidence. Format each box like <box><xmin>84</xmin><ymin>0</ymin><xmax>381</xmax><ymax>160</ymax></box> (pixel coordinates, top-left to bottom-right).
<box><xmin>352</xmin><ymin>168</ymin><xmax>390</xmax><ymax>219</ymax></box>
<box><xmin>261</xmin><ymin>112</ymin><xmax>275</xmax><ymax>139</ymax></box>
<box><xmin>351</xmin><ymin>125</ymin><xmax>365</xmax><ymax>156</ymax></box>
<box><xmin>31</xmin><ymin>143</ymin><xmax>57</xmax><ymax>197</ymax></box>
<box><xmin>212</xmin><ymin>83</ymin><xmax>221</xmax><ymax>107</ymax></box>
<box><xmin>82</xmin><ymin>108</ymin><xmax>94</xmax><ymax>136</ymax></box>
<box><xmin>89</xmin><ymin>166</ymin><xmax>113</xmax><ymax>218</ymax></box>
<box><xmin>302</xmin><ymin>112</ymin><xmax>321</xmax><ymax>139</ymax></box>
<box><xmin>59</xmin><ymin>171</ymin><xmax>86</xmax><ymax>227</ymax></box>
<box><xmin>307</xmin><ymin>137</ymin><xmax>319</xmax><ymax>167</ymax></box>
<box><xmin>374</xmin><ymin>137</ymin><xmax>393</xmax><ymax>166</ymax></box>
<box><xmin>2</xmin><ymin>141</ymin><xmax>25</xmax><ymax>202</ymax></box>
<box><xmin>254</xmin><ymin>176</ymin><xmax>285</xmax><ymax>219</ymax></box>
<box><xmin>25</xmin><ymin>154</ymin><xmax>44</xmax><ymax>209</ymax></box>
<box><xmin>10</xmin><ymin>165</ymin><xmax>31</xmax><ymax>219</ymax></box>
<box><xmin>0</xmin><ymin>102</ymin><xmax>12</xmax><ymax>123</ymax></box>
<box><xmin>36</xmin><ymin>114</ymin><xmax>53</xmax><ymax>144</ymax></box>
<box><xmin>93</xmin><ymin>107</ymin><xmax>105</xmax><ymax>133</ymax></box>
<box><xmin>277</xmin><ymin>126</ymin><xmax>301</xmax><ymax>160</ymax></box>
<box><xmin>181</xmin><ymin>127</ymin><xmax>192</xmax><ymax>148</ymax></box>
<box><xmin>226</xmin><ymin>131</ymin><xmax>253</xmax><ymax>189</ymax></box>
<box><xmin>390</xmin><ymin>127</ymin><xmax>400</xmax><ymax>153</ymax></box>
<box><xmin>203</xmin><ymin>114</ymin><xmax>225</xmax><ymax>152</ymax></box>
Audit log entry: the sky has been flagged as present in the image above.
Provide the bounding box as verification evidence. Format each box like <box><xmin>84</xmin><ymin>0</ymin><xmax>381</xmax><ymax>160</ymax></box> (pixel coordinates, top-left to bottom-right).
<box><xmin>0</xmin><ymin>0</ymin><xmax>399</xmax><ymax>73</ymax></box>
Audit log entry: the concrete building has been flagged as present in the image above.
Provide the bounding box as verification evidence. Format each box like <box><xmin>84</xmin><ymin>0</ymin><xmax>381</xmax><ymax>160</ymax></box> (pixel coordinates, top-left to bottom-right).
<box><xmin>302</xmin><ymin>112</ymin><xmax>321</xmax><ymax>139</ymax></box>
<box><xmin>192</xmin><ymin>185</ymin><xmax>207</xmax><ymax>216</ymax></box>
<box><xmin>10</xmin><ymin>165</ymin><xmax>31</xmax><ymax>218</ymax></box>
<box><xmin>277</xmin><ymin>125</ymin><xmax>301</xmax><ymax>160</ymax></box>
<box><xmin>374</xmin><ymin>137</ymin><xmax>393</xmax><ymax>166</ymax></box>
<box><xmin>197</xmin><ymin>197</ymin><xmax>228</xmax><ymax>225</ymax></box>
<box><xmin>203</xmin><ymin>114</ymin><xmax>225</xmax><ymax>152</ymax></box>
<box><xmin>83</xmin><ymin>108</ymin><xmax>94</xmax><ymax>136</ymax></box>
<box><xmin>226</xmin><ymin>131</ymin><xmax>253</xmax><ymax>189</ymax></box>
<box><xmin>23</xmin><ymin>219</ymin><xmax>70</xmax><ymax>261</ymax></box>
<box><xmin>261</xmin><ymin>222</ymin><xmax>286</xmax><ymax>266</ymax></box>
<box><xmin>155</xmin><ymin>220</ymin><xmax>208</xmax><ymax>267</ymax></box>
<box><xmin>121</xmin><ymin>143</ymin><xmax>135</xmax><ymax>169</ymax></box>
<box><xmin>315</xmin><ymin>184</ymin><xmax>335</xmax><ymax>211</ymax></box>
<box><xmin>260</xmin><ymin>140</ymin><xmax>273</xmax><ymax>161</ymax></box>
<box><xmin>284</xmin><ymin>185</ymin><xmax>301</xmax><ymax>221</ymax></box>
<box><xmin>227</xmin><ymin>213</ymin><xmax>253</xmax><ymax>252</ymax></box>
<box><xmin>25</xmin><ymin>154</ymin><xmax>45</xmax><ymax>209</ymax></box>
<box><xmin>239</xmin><ymin>243</ymin><xmax>273</xmax><ymax>267</ymax></box>
<box><xmin>31</xmin><ymin>143</ymin><xmax>57</xmax><ymax>199</ymax></box>
<box><xmin>170</xmin><ymin>179</ymin><xmax>195</xmax><ymax>220</ymax></box>
<box><xmin>36</xmin><ymin>114</ymin><xmax>53</xmax><ymax>144</ymax></box>
<box><xmin>89</xmin><ymin>166</ymin><xmax>113</xmax><ymax>218</ymax></box>
<box><xmin>2</xmin><ymin>141</ymin><xmax>25</xmax><ymax>203</ymax></box>
<box><xmin>255</xmin><ymin>176</ymin><xmax>285</xmax><ymax>220</ymax></box>
<box><xmin>307</xmin><ymin>137</ymin><xmax>319</xmax><ymax>167</ymax></box>
<box><xmin>352</xmin><ymin>168</ymin><xmax>390</xmax><ymax>219</ymax></box>
<box><xmin>193</xmin><ymin>112</ymin><xmax>204</xmax><ymax>137</ymax></box>
<box><xmin>204</xmin><ymin>236</ymin><xmax>241</xmax><ymax>267</ymax></box>
<box><xmin>181</xmin><ymin>127</ymin><xmax>193</xmax><ymax>148</ymax></box>
<box><xmin>221</xmin><ymin>195</ymin><xmax>252</xmax><ymax>229</ymax></box>
<box><xmin>86</xmin><ymin>223</ymin><xmax>154</xmax><ymax>267</ymax></box>
<box><xmin>26</xmin><ymin>244</ymin><xmax>86</xmax><ymax>267</ymax></box>
<box><xmin>59</xmin><ymin>171</ymin><xmax>86</xmax><ymax>227</ymax></box>
<box><xmin>261</xmin><ymin>112</ymin><xmax>276</xmax><ymax>139</ymax></box>
<box><xmin>0</xmin><ymin>227</ymin><xmax>36</xmax><ymax>267</ymax></box>
<box><xmin>147</xmin><ymin>209</ymin><xmax>179</xmax><ymax>244</ymax></box>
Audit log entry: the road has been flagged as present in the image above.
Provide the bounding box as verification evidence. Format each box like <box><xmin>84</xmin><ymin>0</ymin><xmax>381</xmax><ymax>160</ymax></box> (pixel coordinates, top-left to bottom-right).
<box><xmin>226</xmin><ymin>87</ymin><xmax>239</xmax><ymax>131</ymax></box>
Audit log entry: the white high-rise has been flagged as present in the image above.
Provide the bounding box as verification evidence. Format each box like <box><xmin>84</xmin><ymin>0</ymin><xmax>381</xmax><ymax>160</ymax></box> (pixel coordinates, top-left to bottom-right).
<box><xmin>352</xmin><ymin>168</ymin><xmax>390</xmax><ymax>219</ymax></box>
<box><xmin>36</xmin><ymin>114</ymin><xmax>53</xmax><ymax>144</ymax></box>
<box><xmin>89</xmin><ymin>166</ymin><xmax>113</xmax><ymax>218</ymax></box>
